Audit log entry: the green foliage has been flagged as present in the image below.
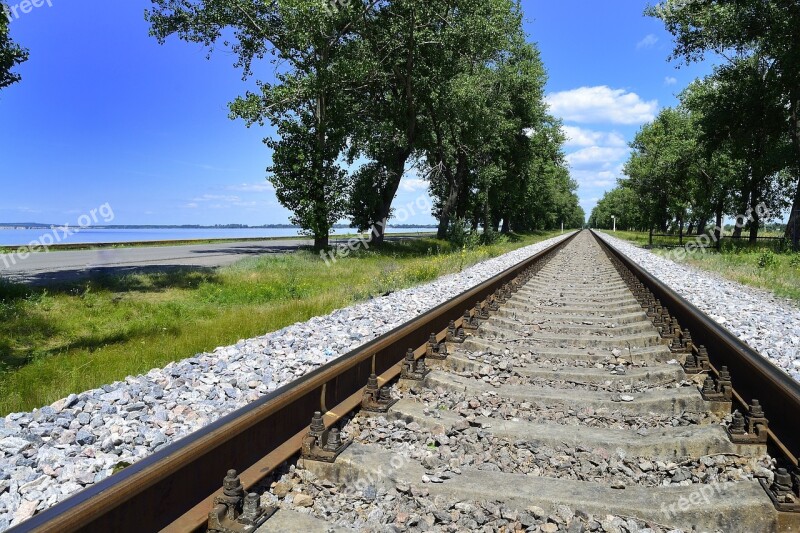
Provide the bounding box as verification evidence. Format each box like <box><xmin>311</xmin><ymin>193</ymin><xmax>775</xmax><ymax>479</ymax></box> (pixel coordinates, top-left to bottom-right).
<box><xmin>757</xmin><ymin>250</ymin><xmax>778</xmax><ymax>269</ymax></box>
<box><xmin>147</xmin><ymin>1</ymin><xmax>581</xmax><ymax>247</ymax></box>
<box><xmin>647</xmin><ymin>0</ymin><xmax>800</xmax><ymax>245</ymax></box>
<box><xmin>446</xmin><ymin>219</ymin><xmax>479</xmax><ymax>250</ymax></box>
<box><xmin>590</xmin><ymin>186</ymin><xmax>644</xmax><ymax>230</ymax></box>
<box><xmin>0</xmin><ymin>5</ymin><xmax>27</xmax><ymax>89</ymax></box>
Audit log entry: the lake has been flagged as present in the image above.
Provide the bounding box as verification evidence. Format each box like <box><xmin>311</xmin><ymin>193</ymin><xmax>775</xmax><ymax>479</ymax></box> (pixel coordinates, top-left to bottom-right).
<box><xmin>0</xmin><ymin>227</ymin><xmax>433</xmax><ymax>247</ymax></box>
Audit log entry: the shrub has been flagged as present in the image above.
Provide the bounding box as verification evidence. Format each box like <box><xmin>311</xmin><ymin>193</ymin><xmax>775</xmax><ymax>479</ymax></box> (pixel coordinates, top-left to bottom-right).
<box><xmin>757</xmin><ymin>250</ymin><xmax>777</xmax><ymax>269</ymax></box>
<box><xmin>446</xmin><ymin>219</ymin><xmax>479</xmax><ymax>250</ymax></box>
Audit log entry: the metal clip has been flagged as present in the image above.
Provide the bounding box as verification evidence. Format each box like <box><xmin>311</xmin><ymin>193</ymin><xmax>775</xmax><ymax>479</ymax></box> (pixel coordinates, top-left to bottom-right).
<box><xmin>727</xmin><ymin>400</ymin><xmax>769</xmax><ymax>444</ymax></box>
<box><xmin>446</xmin><ymin>320</ymin><xmax>466</xmax><ymax>343</ymax></box>
<box><xmin>461</xmin><ymin>309</ymin><xmax>480</xmax><ymax>330</ymax></box>
<box><xmin>207</xmin><ymin>470</ymin><xmax>274</xmax><ymax>533</ymax></box>
<box><xmin>759</xmin><ymin>467</ymin><xmax>800</xmax><ymax>512</ymax></box>
<box><xmin>426</xmin><ymin>333</ymin><xmax>449</xmax><ymax>361</ymax></box>
<box><xmin>301</xmin><ymin>411</ymin><xmax>352</xmax><ymax>463</ymax></box>
<box><xmin>361</xmin><ymin>373</ymin><xmax>398</xmax><ymax>413</ymax></box>
<box><xmin>400</xmin><ymin>348</ymin><xmax>430</xmax><ymax>381</ymax></box>
<box><xmin>476</xmin><ymin>300</ymin><xmax>490</xmax><ymax>320</ymax></box>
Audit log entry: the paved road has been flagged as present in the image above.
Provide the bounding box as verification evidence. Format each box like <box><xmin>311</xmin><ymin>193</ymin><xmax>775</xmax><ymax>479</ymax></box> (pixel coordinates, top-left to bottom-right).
<box><xmin>0</xmin><ymin>239</ymin><xmax>314</xmax><ymax>286</ymax></box>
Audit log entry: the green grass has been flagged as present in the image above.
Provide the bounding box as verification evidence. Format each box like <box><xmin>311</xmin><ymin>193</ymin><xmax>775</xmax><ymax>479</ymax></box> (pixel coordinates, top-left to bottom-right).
<box><xmin>605</xmin><ymin>230</ymin><xmax>800</xmax><ymax>303</ymax></box>
<box><xmin>0</xmin><ymin>232</ymin><xmax>560</xmax><ymax>415</ymax></box>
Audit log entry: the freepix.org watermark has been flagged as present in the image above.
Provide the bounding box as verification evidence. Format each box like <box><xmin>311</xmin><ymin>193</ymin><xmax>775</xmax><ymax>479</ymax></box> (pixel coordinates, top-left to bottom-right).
<box><xmin>320</xmin><ymin>195</ymin><xmax>431</xmax><ymax>267</ymax></box>
<box><xmin>662</xmin><ymin>203</ymin><xmax>771</xmax><ymax>262</ymax></box>
<box><xmin>1</xmin><ymin>203</ymin><xmax>115</xmax><ymax>269</ymax></box>
<box><xmin>3</xmin><ymin>0</ymin><xmax>53</xmax><ymax>21</ymax></box>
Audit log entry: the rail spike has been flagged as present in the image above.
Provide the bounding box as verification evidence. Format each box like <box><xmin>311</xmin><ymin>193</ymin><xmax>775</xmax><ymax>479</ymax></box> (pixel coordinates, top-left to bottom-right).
<box><xmin>207</xmin><ymin>470</ymin><xmax>274</xmax><ymax>533</ymax></box>
<box><xmin>301</xmin><ymin>411</ymin><xmax>352</xmax><ymax>463</ymax></box>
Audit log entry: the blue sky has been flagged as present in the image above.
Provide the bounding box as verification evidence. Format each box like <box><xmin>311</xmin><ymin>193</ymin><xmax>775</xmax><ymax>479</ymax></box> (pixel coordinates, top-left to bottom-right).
<box><xmin>1</xmin><ymin>0</ymin><xmax>714</xmax><ymax>226</ymax></box>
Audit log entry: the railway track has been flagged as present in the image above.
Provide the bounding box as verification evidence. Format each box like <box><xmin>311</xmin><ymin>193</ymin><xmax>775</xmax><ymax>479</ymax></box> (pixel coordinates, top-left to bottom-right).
<box><xmin>12</xmin><ymin>230</ymin><xmax>800</xmax><ymax>532</ymax></box>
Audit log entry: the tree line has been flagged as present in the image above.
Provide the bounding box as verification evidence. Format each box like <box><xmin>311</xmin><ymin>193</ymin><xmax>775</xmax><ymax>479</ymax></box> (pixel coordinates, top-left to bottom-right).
<box><xmin>591</xmin><ymin>0</ymin><xmax>800</xmax><ymax>247</ymax></box>
<box><xmin>143</xmin><ymin>0</ymin><xmax>583</xmax><ymax>249</ymax></box>
<box><xmin>2</xmin><ymin>1</ymin><xmax>584</xmax><ymax>249</ymax></box>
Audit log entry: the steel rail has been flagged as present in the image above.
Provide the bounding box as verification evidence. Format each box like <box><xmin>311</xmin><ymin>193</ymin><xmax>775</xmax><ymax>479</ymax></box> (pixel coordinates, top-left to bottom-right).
<box><xmin>594</xmin><ymin>230</ymin><xmax>800</xmax><ymax>466</ymax></box>
<box><xmin>10</xmin><ymin>232</ymin><xmax>578</xmax><ymax>533</ymax></box>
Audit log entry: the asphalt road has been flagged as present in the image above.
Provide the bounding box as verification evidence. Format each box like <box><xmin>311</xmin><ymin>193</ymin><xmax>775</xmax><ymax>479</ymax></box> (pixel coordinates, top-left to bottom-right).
<box><xmin>0</xmin><ymin>239</ymin><xmax>314</xmax><ymax>286</ymax></box>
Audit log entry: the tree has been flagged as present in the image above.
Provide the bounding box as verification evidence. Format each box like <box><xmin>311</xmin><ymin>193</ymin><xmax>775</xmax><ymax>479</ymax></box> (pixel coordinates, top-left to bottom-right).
<box><xmin>679</xmin><ymin>57</ymin><xmax>792</xmax><ymax>241</ymax></box>
<box><xmin>648</xmin><ymin>0</ymin><xmax>800</xmax><ymax>245</ymax></box>
<box><xmin>148</xmin><ymin>0</ymin><xmax>366</xmax><ymax>250</ymax></box>
<box><xmin>623</xmin><ymin>107</ymin><xmax>699</xmax><ymax>233</ymax></box>
<box><xmin>344</xmin><ymin>0</ymin><xmax>431</xmax><ymax>245</ymax></box>
<box><xmin>1</xmin><ymin>5</ymin><xmax>27</xmax><ymax>89</ymax></box>
<box><xmin>590</xmin><ymin>186</ymin><xmax>645</xmax><ymax>231</ymax></box>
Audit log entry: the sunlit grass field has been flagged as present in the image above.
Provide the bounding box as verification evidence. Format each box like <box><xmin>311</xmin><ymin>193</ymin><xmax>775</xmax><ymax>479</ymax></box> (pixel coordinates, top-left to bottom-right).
<box><xmin>0</xmin><ymin>232</ymin><xmax>561</xmax><ymax>415</ymax></box>
<box><xmin>605</xmin><ymin>230</ymin><xmax>800</xmax><ymax>303</ymax></box>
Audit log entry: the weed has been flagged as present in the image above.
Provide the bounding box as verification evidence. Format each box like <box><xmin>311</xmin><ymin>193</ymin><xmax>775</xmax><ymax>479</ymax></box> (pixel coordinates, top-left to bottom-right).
<box><xmin>757</xmin><ymin>250</ymin><xmax>777</xmax><ymax>269</ymax></box>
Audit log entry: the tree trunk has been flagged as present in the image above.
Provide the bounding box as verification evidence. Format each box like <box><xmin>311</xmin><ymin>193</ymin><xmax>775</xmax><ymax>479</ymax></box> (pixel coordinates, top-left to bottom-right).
<box><xmin>314</xmin><ymin>234</ymin><xmax>329</xmax><ymax>251</ymax></box>
<box><xmin>501</xmin><ymin>217</ymin><xmax>510</xmax><ymax>234</ymax></box>
<box><xmin>749</xmin><ymin>195</ymin><xmax>760</xmax><ymax>243</ymax></box>
<box><xmin>435</xmin><ymin>154</ymin><xmax>469</xmax><ymax>240</ymax></box>
<box><xmin>788</xmin><ymin>185</ymin><xmax>800</xmax><ymax>250</ymax></box>
<box><xmin>786</xmin><ymin>91</ymin><xmax>800</xmax><ymax>248</ymax></box>
<box><xmin>371</xmin><ymin>152</ymin><xmax>411</xmax><ymax>246</ymax></box>
<box><xmin>714</xmin><ymin>208</ymin><xmax>723</xmax><ymax>249</ymax></box>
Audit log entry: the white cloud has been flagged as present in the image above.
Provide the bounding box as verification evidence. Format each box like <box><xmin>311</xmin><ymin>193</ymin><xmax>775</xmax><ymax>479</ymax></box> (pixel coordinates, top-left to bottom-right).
<box><xmin>546</xmin><ymin>86</ymin><xmax>658</xmax><ymax>125</ymax></box>
<box><xmin>562</xmin><ymin>126</ymin><xmax>626</xmax><ymax>148</ymax></box>
<box><xmin>192</xmin><ymin>194</ymin><xmax>242</xmax><ymax>203</ymax></box>
<box><xmin>664</xmin><ymin>76</ymin><xmax>678</xmax><ymax>86</ymax></box>
<box><xmin>399</xmin><ymin>176</ymin><xmax>428</xmax><ymax>193</ymax></box>
<box><xmin>580</xmin><ymin>197</ymin><xmax>601</xmax><ymax>206</ymax></box>
<box><xmin>637</xmin><ymin>34</ymin><xmax>659</xmax><ymax>49</ymax></box>
<box><xmin>227</xmin><ymin>182</ymin><xmax>274</xmax><ymax>193</ymax></box>
<box><xmin>571</xmin><ymin>167</ymin><xmax>625</xmax><ymax>188</ymax></box>
<box><xmin>566</xmin><ymin>147</ymin><xmax>629</xmax><ymax>168</ymax></box>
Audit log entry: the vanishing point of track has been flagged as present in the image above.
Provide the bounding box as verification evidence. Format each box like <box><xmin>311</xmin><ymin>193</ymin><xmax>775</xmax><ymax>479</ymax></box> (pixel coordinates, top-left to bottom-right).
<box><xmin>12</xmin><ymin>231</ymin><xmax>800</xmax><ymax>532</ymax></box>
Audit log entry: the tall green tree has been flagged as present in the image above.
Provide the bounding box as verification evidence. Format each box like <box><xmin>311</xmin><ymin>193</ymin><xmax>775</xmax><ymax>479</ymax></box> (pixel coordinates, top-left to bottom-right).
<box><xmin>148</xmin><ymin>0</ymin><xmax>365</xmax><ymax>250</ymax></box>
<box><xmin>624</xmin><ymin>107</ymin><xmax>699</xmax><ymax>233</ymax></box>
<box><xmin>648</xmin><ymin>0</ymin><xmax>800</xmax><ymax>244</ymax></box>
<box><xmin>1</xmin><ymin>5</ymin><xmax>27</xmax><ymax>89</ymax></box>
<box><xmin>680</xmin><ymin>57</ymin><xmax>792</xmax><ymax>240</ymax></box>
<box><xmin>344</xmin><ymin>0</ymin><xmax>432</xmax><ymax>245</ymax></box>
<box><xmin>590</xmin><ymin>185</ymin><xmax>645</xmax><ymax>231</ymax></box>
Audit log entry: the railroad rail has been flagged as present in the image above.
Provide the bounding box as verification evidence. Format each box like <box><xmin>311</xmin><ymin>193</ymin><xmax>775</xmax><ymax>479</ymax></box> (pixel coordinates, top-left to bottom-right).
<box><xmin>10</xmin><ymin>230</ymin><xmax>800</xmax><ymax>532</ymax></box>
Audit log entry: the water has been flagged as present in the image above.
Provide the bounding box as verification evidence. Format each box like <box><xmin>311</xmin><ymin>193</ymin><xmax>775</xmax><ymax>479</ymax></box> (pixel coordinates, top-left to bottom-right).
<box><xmin>0</xmin><ymin>227</ymin><xmax>433</xmax><ymax>247</ymax></box>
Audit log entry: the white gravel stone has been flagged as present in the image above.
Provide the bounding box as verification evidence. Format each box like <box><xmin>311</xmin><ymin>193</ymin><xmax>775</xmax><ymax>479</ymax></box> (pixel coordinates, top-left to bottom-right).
<box><xmin>0</xmin><ymin>232</ymin><xmax>574</xmax><ymax>529</ymax></box>
<box><xmin>596</xmin><ymin>232</ymin><xmax>800</xmax><ymax>383</ymax></box>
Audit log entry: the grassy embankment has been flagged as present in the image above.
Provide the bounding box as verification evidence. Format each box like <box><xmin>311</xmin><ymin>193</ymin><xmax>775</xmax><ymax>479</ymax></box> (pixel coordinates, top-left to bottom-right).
<box><xmin>0</xmin><ymin>231</ymin><xmax>562</xmax><ymax>415</ymax></box>
<box><xmin>605</xmin><ymin>230</ymin><xmax>800</xmax><ymax>302</ymax></box>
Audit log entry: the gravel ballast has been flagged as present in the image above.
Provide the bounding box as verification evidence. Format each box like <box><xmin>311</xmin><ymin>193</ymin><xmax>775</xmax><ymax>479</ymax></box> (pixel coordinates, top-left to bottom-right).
<box><xmin>0</xmin><ymin>232</ymin><xmax>574</xmax><ymax>530</ymax></box>
<box><xmin>596</xmin><ymin>232</ymin><xmax>800</xmax><ymax>383</ymax></box>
